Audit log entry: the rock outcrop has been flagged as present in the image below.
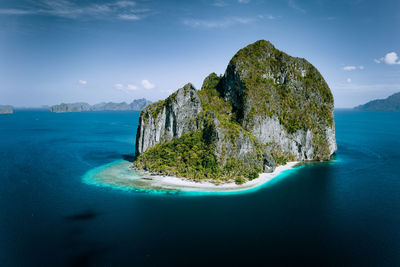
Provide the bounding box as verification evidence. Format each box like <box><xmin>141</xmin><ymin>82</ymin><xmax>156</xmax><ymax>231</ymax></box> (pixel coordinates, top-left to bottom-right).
<box><xmin>50</xmin><ymin>102</ymin><xmax>91</xmax><ymax>113</ymax></box>
<box><xmin>135</xmin><ymin>84</ymin><xmax>202</xmax><ymax>155</ymax></box>
<box><xmin>50</xmin><ymin>98</ymin><xmax>151</xmax><ymax>113</ymax></box>
<box><xmin>134</xmin><ymin>40</ymin><xmax>337</xmax><ymax>183</ymax></box>
<box><xmin>0</xmin><ymin>105</ymin><xmax>14</xmax><ymax>114</ymax></box>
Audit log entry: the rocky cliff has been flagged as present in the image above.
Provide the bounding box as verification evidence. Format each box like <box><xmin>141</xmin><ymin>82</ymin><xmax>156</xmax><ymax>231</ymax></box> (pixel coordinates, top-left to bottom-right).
<box><xmin>135</xmin><ymin>84</ymin><xmax>202</xmax><ymax>155</ymax></box>
<box><xmin>134</xmin><ymin>40</ymin><xmax>337</xmax><ymax>183</ymax></box>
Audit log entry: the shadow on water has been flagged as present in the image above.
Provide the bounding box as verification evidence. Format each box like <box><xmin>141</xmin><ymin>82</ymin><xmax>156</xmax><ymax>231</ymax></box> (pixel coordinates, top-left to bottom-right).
<box><xmin>63</xmin><ymin>210</ymin><xmax>111</xmax><ymax>267</ymax></box>
<box><xmin>67</xmin><ymin>226</ymin><xmax>84</xmax><ymax>236</ymax></box>
<box><xmin>65</xmin><ymin>209</ymin><xmax>100</xmax><ymax>221</ymax></box>
<box><xmin>82</xmin><ymin>151</ymin><xmax>123</xmax><ymax>161</ymax></box>
<box><xmin>67</xmin><ymin>246</ymin><xmax>109</xmax><ymax>267</ymax></box>
<box><xmin>122</xmin><ymin>154</ymin><xmax>135</xmax><ymax>162</ymax></box>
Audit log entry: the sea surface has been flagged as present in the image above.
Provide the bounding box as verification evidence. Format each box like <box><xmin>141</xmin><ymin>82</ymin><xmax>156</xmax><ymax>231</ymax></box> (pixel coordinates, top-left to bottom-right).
<box><xmin>0</xmin><ymin>109</ymin><xmax>399</xmax><ymax>266</ymax></box>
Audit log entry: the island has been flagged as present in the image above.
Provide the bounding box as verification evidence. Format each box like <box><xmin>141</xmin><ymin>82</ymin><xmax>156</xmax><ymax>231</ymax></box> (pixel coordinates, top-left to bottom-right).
<box><xmin>50</xmin><ymin>98</ymin><xmax>151</xmax><ymax>113</ymax></box>
<box><xmin>355</xmin><ymin>92</ymin><xmax>400</xmax><ymax>111</ymax></box>
<box><xmin>0</xmin><ymin>105</ymin><xmax>13</xmax><ymax>114</ymax></box>
<box><xmin>133</xmin><ymin>40</ymin><xmax>336</xmax><ymax>187</ymax></box>
<box><xmin>84</xmin><ymin>40</ymin><xmax>337</xmax><ymax>193</ymax></box>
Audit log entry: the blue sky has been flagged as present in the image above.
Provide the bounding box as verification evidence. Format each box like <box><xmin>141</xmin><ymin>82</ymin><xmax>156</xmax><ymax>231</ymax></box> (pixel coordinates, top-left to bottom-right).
<box><xmin>0</xmin><ymin>0</ymin><xmax>399</xmax><ymax>108</ymax></box>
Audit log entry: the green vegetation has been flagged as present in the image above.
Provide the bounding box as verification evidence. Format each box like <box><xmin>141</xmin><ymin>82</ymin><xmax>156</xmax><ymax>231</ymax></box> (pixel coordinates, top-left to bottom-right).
<box><xmin>134</xmin><ymin>131</ymin><xmax>219</xmax><ymax>180</ymax></box>
<box><xmin>142</xmin><ymin>90</ymin><xmax>179</xmax><ymax>123</ymax></box>
<box><xmin>142</xmin><ymin>99</ymin><xmax>164</xmax><ymax>123</ymax></box>
<box><xmin>230</xmin><ymin>41</ymin><xmax>334</xmax><ymax>131</ymax></box>
<box><xmin>134</xmin><ymin>130</ymin><xmax>262</xmax><ymax>183</ymax></box>
<box><xmin>134</xmin><ymin>40</ymin><xmax>335</xmax><ymax>183</ymax></box>
<box><xmin>136</xmin><ymin>73</ymin><xmax>265</xmax><ymax>183</ymax></box>
<box><xmin>198</xmin><ymin>73</ymin><xmax>232</xmax><ymax>120</ymax></box>
<box><xmin>226</xmin><ymin>40</ymin><xmax>334</xmax><ymax>158</ymax></box>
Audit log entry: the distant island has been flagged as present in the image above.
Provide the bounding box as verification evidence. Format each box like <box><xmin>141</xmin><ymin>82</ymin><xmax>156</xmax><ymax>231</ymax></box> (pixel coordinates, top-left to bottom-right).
<box><xmin>355</xmin><ymin>92</ymin><xmax>400</xmax><ymax>111</ymax></box>
<box><xmin>125</xmin><ymin>40</ymin><xmax>337</xmax><ymax>190</ymax></box>
<box><xmin>50</xmin><ymin>98</ymin><xmax>152</xmax><ymax>113</ymax></box>
<box><xmin>0</xmin><ymin>105</ymin><xmax>13</xmax><ymax>114</ymax></box>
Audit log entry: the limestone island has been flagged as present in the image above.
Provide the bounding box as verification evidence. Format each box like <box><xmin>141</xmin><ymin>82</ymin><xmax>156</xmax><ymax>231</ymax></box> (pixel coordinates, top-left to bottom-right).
<box><xmin>0</xmin><ymin>105</ymin><xmax>13</xmax><ymax>114</ymax></box>
<box><xmin>85</xmin><ymin>40</ymin><xmax>337</xmax><ymax>193</ymax></box>
<box><xmin>50</xmin><ymin>98</ymin><xmax>151</xmax><ymax>113</ymax></box>
<box><xmin>355</xmin><ymin>92</ymin><xmax>400</xmax><ymax>111</ymax></box>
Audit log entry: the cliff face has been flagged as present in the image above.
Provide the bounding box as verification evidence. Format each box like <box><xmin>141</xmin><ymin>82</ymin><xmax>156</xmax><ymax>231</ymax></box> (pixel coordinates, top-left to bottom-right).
<box><xmin>134</xmin><ymin>40</ymin><xmax>337</xmax><ymax>183</ymax></box>
<box><xmin>218</xmin><ymin>40</ymin><xmax>337</xmax><ymax>160</ymax></box>
<box><xmin>135</xmin><ymin>84</ymin><xmax>202</xmax><ymax>155</ymax></box>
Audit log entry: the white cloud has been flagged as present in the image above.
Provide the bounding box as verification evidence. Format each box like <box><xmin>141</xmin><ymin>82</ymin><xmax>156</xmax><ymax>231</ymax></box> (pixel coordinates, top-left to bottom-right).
<box><xmin>114</xmin><ymin>83</ymin><xmax>124</xmax><ymax>90</ymax></box>
<box><xmin>384</xmin><ymin>52</ymin><xmax>400</xmax><ymax>65</ymax></box>
<box><xmin>114</xmin><ymin>1</ymin><xmax>136</xmax><ymax>8</ymax></box>
<box><xmin>0</xmin><ymin>8</ymin><xmax>34</xmax><ymax>15</ymax></box>
<box><xmin>343</xmin><ymin>66</ymin><xmax>357</xmax><ymax>71</ymax></box>
<box><xmin>118</xmin><ymin>14</ymin><xmax>140</xmax><ymax>20</ymax></box>
<box><xmin>141</xmin><ymin>80</ymin><xmax>155</xmax><ymax>89</ymax></box>
<box><xmin>115</xmin><ymin>81</ymin><xmax>152</xmax><ymax>91</ymax></box>
<box><xmin>343</xmin><ymin>65</ymin><xmax>364</xmax><ymax>71</ymax></box>
<box><xmin>183</xmin><ymin>17</ymin><xmax>253</xmax><ymax>28</ymax></box>
<box><xmin>213</xmin><ymin>0</ymin><xmax>228</xmax><ymax>7</ymax></box>
<box><xmin>114</xmin><ymin>83</ymin><xmax>139</xmax><ymax>92</ymax></box>
<box><xmin>346</xmin><ymin>78</ymin><xmax>352</xmax><ymax>83</ymax></box>
<box><xmin>288</xmin><ymin>0</ymin><xmax>306</xmax><ymax>13</ymax></box>
<box><xmin>258</xmin><ymin>14</ymin><xmax>276</xmax><ymax>20</ymax></box>
<box><xmin>127</xmin><ymin>84</ymin><xmax>138</xmax><ymax>90</ymax></box>
<box><xmin>0</xmin><ymin>0</ymin><xmax>147</xmax><ymax>21</ymax></box>
<box><xmin>238</xmin><ymin>0</ymin><xmax>250</xmax><ymax>3</ymax></box>
<box><xmin>78</xmin><ymin>80</ymin><xmax>87</xmax><ymax>85</ymax></box>
<box><xmin>374</xmin><ymin>52</ymin><xmax>400</xmax><ymax>65</ymax></box>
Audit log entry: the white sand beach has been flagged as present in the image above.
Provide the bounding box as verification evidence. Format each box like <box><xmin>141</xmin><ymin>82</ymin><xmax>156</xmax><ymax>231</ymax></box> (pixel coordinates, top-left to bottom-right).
<box><xmin>141</xmin><ymin>161</ymin><xmax>299</xmax><ymax>192</ymax></box>
<box><xmin>83</xmin><ymin>160</ymin><xmax>299</xmax><ymax>193</ymax></box>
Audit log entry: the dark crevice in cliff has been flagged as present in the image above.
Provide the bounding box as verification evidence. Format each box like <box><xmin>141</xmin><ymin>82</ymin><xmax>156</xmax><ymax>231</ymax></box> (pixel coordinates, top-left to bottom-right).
<box><xmin>133</xmin><ymin>40</ymin><xmax>337</xmax><ymax>182</ymax></box>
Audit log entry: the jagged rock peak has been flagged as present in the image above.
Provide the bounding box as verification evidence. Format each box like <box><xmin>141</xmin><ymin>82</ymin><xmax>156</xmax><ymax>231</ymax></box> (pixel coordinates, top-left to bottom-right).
<box><xmin>134</xmin><ymin>40</ymin><xmax>337</xmax><ymax>183</ymax></box>
<box><xmin>135</xmin><ymin>83</ymin><xmax>202</xmax><ymax>156</ymax></box>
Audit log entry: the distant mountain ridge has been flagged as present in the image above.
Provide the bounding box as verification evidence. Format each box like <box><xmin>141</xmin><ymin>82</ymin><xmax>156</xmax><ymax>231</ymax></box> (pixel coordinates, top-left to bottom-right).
<box><xmin>50</xmin><ymin>98</ymin><xmax>152</xmax><ymax>113</ymax></box>
<box><xmin>0</xmin><ymin>105</ymin><xmax>13</xmax><ymax>114</ymax></box>
<box><xmin>355</xmin><ymin>92</ymin><xmax>400</xmax><ymax>111</ymax></box>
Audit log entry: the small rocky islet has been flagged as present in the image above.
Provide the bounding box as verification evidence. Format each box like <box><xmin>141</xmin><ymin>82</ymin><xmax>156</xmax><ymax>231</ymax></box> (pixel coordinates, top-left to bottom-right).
<box><xmin>0</xmin><ymin>105</ymin><xmax>13</xmax><ymax>114</ymax></box>
<box><xmin>133</xmin><ymin>40</ymin><xmax>337</xmax><ymax>185</ymax></box>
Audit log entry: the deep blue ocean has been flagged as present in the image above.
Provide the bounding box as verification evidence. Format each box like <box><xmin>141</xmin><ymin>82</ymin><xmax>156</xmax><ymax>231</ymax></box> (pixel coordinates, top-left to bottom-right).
<box><xmin>0</xmin><ymin>109</ymin><xmax>399</xmax><ymax>266</ymax></box>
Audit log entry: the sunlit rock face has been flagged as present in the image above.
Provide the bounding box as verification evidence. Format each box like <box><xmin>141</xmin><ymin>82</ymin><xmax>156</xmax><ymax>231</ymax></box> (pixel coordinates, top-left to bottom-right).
<box><xmin>135</xmin><ymin>83</ymin><xmax>203</xmax><ymax>156</ymax></box>
<box><xmin>134</xmin><ymin>40</ymin><xmax>337</xmax><ymax>182</ymax></box>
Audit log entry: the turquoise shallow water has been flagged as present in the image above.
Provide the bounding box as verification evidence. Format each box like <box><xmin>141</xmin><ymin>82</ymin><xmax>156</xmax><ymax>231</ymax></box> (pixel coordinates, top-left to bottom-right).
<box><xmin>0</xmin><ymin>109</ymin><xmax>399</xmax><ymax>266</ymax></box>
<box><xmin>82</xmin><ymin>159</ymin><xmax>306</xmax><ymax>196</ymax></box>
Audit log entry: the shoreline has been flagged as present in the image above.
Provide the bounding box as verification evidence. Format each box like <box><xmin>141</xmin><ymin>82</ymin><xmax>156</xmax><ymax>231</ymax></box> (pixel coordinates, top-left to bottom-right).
<box><xmin>83</xmin><ymin>160</ymin><xmax>300</xmax><ymax>193</ymax></box>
